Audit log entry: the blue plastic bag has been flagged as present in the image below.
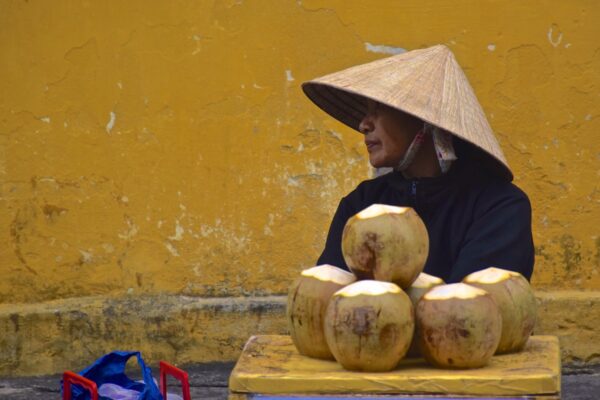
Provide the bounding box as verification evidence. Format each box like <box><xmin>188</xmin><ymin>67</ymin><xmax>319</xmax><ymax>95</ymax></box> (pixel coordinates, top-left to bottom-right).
<box><xmin>62</xmin><ymin>351</ymin><xmax>163</xmax><ymax>400</ymax></box>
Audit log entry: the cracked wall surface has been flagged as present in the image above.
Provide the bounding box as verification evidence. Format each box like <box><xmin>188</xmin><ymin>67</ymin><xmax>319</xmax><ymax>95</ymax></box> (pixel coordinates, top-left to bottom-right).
<box><xmin>0</xmin><ymin>0</ymin><xmax>599</xmax><ymax>372</ymax></box>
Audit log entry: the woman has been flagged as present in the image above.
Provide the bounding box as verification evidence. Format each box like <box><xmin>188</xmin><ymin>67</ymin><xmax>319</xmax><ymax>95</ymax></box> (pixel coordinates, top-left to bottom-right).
<box><xmin>302</xmin><ymin>45</ymin><xmax>534</xmax><ymax>283</ymax></box>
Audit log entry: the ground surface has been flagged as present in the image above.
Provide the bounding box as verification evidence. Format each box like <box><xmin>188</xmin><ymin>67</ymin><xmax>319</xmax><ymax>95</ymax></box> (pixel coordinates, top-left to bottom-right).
<box><xmin>0</xmin><ymin>362</ymin><xmax>598</xmax><ymax>399</ymax></box>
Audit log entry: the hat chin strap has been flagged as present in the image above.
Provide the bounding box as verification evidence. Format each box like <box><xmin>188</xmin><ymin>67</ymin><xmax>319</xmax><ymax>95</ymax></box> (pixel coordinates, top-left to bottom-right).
<box><xmin>395</xmin><ymin>123</ymin><xmax>458</xmax><ymax>174</ymax></box>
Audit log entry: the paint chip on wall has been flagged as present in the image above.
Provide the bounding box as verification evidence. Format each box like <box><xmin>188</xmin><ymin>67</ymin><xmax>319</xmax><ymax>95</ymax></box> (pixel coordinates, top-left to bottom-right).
<box><xmin>285</xmin><ymin>70</ymin><xmax>295</xmax><ymax>81</ymax></box>
<box><xmin>106</xmin><ymin>111</ymin><xmax>116</xmax><ymax>134</ymax></box>
<box><xmin>487</xmin><ymin>44</ymin><xmax>496</xmax><ymax>52</ymax></box>
<box><xmin>547</xmin><ymin>25</ymin><xmax>563</xmax><ymax>48</ymax></box>
<box><xmin>365</xmin><ymin>42</ymin><xmax>406</xmax><ymax>55</ymax></box>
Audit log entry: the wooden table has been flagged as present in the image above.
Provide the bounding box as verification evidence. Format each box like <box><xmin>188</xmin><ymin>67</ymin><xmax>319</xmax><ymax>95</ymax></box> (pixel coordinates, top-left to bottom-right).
<box><xmin>228</xmin><ymin>335</ymin><xmax>560</xmax><ymax>399</ymax></box>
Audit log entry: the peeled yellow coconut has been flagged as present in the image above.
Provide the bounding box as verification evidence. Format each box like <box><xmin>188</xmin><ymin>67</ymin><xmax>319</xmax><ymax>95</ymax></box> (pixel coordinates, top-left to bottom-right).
<box><xmin>341</xmin><ymin>204</ymin><xmax>429</xmax><ymax>289</ymax></box>
<box><xmin>287</xmin><ymin>264</ymin><xmax>356</xmax><ymax>359</ymax></box>
<box><xmin>463</xmin><ymin>267</ymin><xmax>537</xmax><ymax>354</ymax></box>
<box><xmin>416</xmin><ymin>283</ymin><xmax>501</xmax><ymax>369</ymax></box>
<box><xmin>406</xmin><ymin>272</ymin><xmax>446</xmax><ymax>306</ymax></box>
<box><xmin>405</xmin><ymin>273</ymin><xmax>445</xmax><ymax>357</ymax></box>
<box><xmin>324</xmin><ymin>280</ymin><xmax>414</xmax><ymax>372</ymax></box>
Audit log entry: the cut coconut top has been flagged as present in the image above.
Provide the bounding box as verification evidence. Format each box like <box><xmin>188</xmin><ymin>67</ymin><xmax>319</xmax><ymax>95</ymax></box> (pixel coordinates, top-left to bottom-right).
<box><xmin>411</xmin><ymin>272</ymin><xmax>444</xmax><ymax>288</ymax></box>
<box><xmin>336</xmin><ymin>280</ymin><xmax>401</xmax><ymax>297</ymax></box>
<box><xmin>301</xmin><ymin>264</ymin><xmax>356</xmax><ymax>285</ymax></box>
<box><xmin>464</xmin><ymin>267</ymin><xmax>520</xmax><ymax>284</ymax></box>
<box><xmin>424</xmin><ymin>283</ymin><xmax>488</xmax><ymax>300</ymax></box>
<box><xmin>356</xmin><ymin>204</ymin><xmax>408</xmax><ymax>220</ymax></box>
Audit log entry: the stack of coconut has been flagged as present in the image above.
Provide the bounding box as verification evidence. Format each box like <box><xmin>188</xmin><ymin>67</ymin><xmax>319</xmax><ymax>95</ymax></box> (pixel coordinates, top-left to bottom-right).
<box><xmin>287</xmin><ymin>204</ymin><xmax>536</xmax><ymax>371</ymax></box>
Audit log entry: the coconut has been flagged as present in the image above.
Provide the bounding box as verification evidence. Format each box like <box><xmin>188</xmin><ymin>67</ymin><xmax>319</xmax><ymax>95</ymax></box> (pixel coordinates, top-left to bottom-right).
<box><xmin>341</xmin><ymin>204</ymin><xmax>429</xmax><ymax>289</ymax></box>
<box><xmin>287</xmin><ymin>264</ymin><xmax>356</xmax><ymax>359</ymax></box>
<box><xmin>416</xmin><ymin>283</ymin><xmax>501</xmax><ymax>369</ymax></box>
<box><xmin>324</xmin><ymin>280</ymin><xmax>414</xmax><ymax>371</ymax></box>
<box><xmin>405</xmin><ymin>273</ymin><xmax>445</xmax><ymax>357</ymax></box>
<box><xmin>463</xmin><ymin>267</ymin><xmax>537</xmax><ymax>354</ymax></box>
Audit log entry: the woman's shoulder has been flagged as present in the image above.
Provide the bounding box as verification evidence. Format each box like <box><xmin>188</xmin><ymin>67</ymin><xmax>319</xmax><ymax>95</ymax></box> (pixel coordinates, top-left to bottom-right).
<box><xmin>464</xmin><ymin>173</ymin><xmax>532</xmax><ymax>217</ymax></box>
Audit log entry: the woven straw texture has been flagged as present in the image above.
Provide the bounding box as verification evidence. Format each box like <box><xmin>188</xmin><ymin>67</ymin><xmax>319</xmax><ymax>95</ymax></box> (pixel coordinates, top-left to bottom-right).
<box><xmin>302</xmin><ymin>44</ymin><xmax>512</xmax><ymax>180</ymax></box>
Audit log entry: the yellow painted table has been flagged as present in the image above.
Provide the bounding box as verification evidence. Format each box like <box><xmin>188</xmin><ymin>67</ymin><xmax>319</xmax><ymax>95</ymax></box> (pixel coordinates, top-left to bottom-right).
<box><xmin>228</xmin><ymin>335</ymin><xmax>560</xmax><ymax>399</ymax></box>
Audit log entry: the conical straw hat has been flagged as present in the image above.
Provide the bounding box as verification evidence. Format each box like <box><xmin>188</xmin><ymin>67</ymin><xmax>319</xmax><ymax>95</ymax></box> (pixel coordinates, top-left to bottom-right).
<box><xmin>302</xmin><ymin>44</ymin><xmax>512</xmax><ymax>181</ymax></box>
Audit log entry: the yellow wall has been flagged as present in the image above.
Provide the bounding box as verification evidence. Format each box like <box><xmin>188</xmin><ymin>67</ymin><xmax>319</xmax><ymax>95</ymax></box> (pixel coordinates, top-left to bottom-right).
<box><xmin>1</xmin><ymin>0</ymin><xmax>599</xmax><ymax>374</ymax></box>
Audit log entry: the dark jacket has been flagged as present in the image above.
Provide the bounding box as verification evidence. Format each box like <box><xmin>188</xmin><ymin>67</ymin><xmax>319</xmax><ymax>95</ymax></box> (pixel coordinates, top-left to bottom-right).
<box><xmin>316</xmin><ymin>154</ymin><xmax>535</xmax><ymax>283</ymax></box>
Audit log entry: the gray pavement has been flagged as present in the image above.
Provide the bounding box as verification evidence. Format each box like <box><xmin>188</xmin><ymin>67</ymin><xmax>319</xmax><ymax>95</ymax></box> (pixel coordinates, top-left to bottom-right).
<box><xmin>1</xmin><ymin>362</ymin><xmax>598</xmax><ymax>399</ymax></box>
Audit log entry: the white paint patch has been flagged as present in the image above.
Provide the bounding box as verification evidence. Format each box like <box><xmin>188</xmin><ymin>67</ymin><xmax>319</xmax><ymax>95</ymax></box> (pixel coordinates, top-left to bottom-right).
<box><xmin>117</xmin><ymin>81</ymin><xmax>123</xmax><ymax>89</ymax></box>
<box><xmin>264</xmin><ymin>213</ymin><xmax>275</xmax><ymax>236</ymax></box>
<box><xmin>547</xmin><ymin>26</ymin><xmax>563</xmax><ymax>48</ymax></box>
<box><xmin>365</xmin><ymin>42</ymin><xmax>406</xmax><ymax>55</ymax></box>
<box><xmin>165</xmin><ymin>242</ymin><xmax>180</xmax><ymax>257</ymax></box>
<box><xmin>328</xmin><ymin>130</ymin><xmax>342</xmax><ymax>140</ymax></box>
<box><xmin>157</xmin><ymin>220</ymin><xmax>164</xmax><ymax>228</ymax></box>
<box><xmin>79</xmin><ymin>250</ymin><xmax>93</xmax><ymax>264</ymax></box>
<box><xmin>487</xmin><ymin>44</ymin><xmax>496</xmax><ymax>52</ymax></box>
<box><xmin>285</xmin><ymin>70</ymin><xmax>295</xmax><ymax>81</ymax></box>
<box><xmin>118</xmin><ymin>218</ymin><xmax>139</xmax><ymax>240</ymax></box>
<box><xmin>253</xmin><ymin>83</ymin><xmax>264</xmax><ymax>89</ymax></box>
<box><xmin>121</xmin><ymin>196</ymin><xmax>129</xmax><ymax>203</ymax></box>
<box><xmin>40</xmin><ymin>116</ymin><xmax>51</xmax><ymax>123</ymax></box>
<box><xmin>287</xmin><ymin>177</ymin><xmax>300</xmax><ymax>187</ymax></box>
<box><xmin>191</xmin><ymin>34</ymin><xmax>205</xmax><ymax>55</ymax></box>
<box><xmin>169</xmin><ymin>220</ymin><xmax>185</xmax><ymax>241</ymax></box>
<box><xmin>106</xmin><ymin>111</ymin><xmax>116</xmax><ymax>134</ymax></box>
<box><xmin>565</xmin><ymin>43</ymin><xmax>572</xmax><ymax>48</ymax></box>
<box><xmin>192</xmin><ymin>263</ymin><xmax>202</xmax><ymax>277</ymax></box>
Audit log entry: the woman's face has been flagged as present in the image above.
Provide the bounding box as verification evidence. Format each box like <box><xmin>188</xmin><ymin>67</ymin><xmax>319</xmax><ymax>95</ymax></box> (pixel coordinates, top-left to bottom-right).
<box><xmin>359</xmin><ymin>99</ymin><xmax>423</xmax><ymax>168</ymax></box>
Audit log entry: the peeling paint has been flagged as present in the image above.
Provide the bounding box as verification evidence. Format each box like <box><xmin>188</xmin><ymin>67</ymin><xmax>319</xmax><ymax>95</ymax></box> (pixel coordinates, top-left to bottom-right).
<box><xmin>79</xmin><ymin>250</ymin><xmax>93</xmax><ymax>264</ymax></box>
<box><xmin>487</xmin><ymin>44</ymin><xmax>496</xmax><ymax>52</ymax></box>
<box><xmin>165</xmin><ymin>242</ymin><xmax>180</xmax><ymax>257</ymax></box>
<box><xmin>285</xmin><ymin>69</ymin><xmax>295</xmax><ymax>81</ymax></box>
<box><xmin>547</xmin><ymin>25</ymin><xmax>563</xmax><ymax>47</ymax></box>
<box><xmin>118</xmin><ymin>217</ymin><xmax>139</xmax><ymax>240</ymax></box>
<box><xmin>106</xmin><ymin>111</ymin><xmax>116</xmax><ymax>133</ymax></box>
<box><xmin>365</xmin><ymin>42</ymin><xmax>406</xmax><ymax>55</ymax></box>
<box><xmin>169</xmin><ymin>220</ymin><xmax>185</xmax><ymax>241</ymax></box>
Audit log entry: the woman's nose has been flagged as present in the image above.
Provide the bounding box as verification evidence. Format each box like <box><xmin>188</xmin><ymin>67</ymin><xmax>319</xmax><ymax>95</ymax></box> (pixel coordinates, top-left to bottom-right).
<box><xmin>359</xmin><ymin>114</ymin><xmax>374</xmax><ymax>134</ymax></box>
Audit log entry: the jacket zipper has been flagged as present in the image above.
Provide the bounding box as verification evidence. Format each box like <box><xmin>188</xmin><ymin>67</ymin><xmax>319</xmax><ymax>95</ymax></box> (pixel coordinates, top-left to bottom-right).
<box><xmin>411</xmin><ymin>181</ymin><xmax>418</xmax><ymax>207</ymax></box>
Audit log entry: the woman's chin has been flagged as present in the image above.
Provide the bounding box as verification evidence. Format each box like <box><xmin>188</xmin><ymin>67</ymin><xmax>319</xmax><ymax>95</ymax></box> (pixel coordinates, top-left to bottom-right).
<box><xmin>369</xmin><ymin>157</ymin><xmax>393</xmax><ymax>169</ymax></box>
